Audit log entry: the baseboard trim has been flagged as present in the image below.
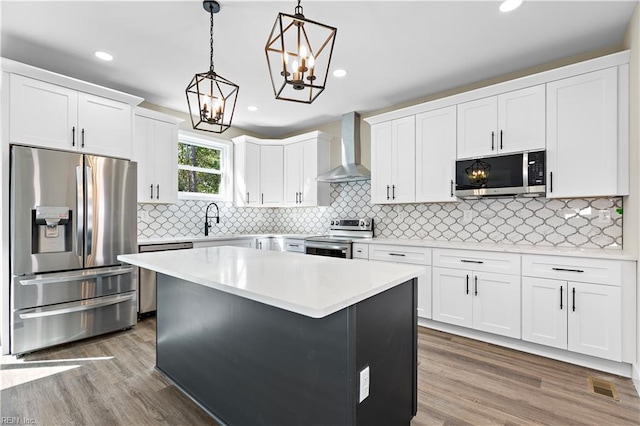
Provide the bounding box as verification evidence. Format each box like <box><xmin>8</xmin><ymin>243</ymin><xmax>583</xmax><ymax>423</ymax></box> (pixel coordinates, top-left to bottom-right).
<box><xmin>418</xmin><ymin>318</ymin><xmax>632</xmax><ymax>378</ymax></box>
<box><xmin>632</xmin><ymin>363</ymin><xmax>640</xmax><ymax>396</ymax></box>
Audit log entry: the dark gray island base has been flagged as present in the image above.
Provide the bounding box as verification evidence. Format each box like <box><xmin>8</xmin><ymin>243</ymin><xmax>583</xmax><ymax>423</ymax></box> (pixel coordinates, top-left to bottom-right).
<box><xmin>156</xmin><ymin>274</ymin><xmax>417</xmax><ymax>426</ymax></box>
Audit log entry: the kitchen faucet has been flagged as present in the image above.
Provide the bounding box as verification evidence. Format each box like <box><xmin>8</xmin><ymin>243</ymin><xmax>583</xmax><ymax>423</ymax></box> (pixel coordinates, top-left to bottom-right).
<box><xmin>204</xmin><ymin>202</ymin><xmax>220</xmax><ymax>236</ymax></box>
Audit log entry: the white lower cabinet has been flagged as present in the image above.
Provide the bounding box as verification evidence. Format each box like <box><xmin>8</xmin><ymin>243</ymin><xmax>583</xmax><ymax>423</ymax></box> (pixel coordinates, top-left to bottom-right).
<box><xmin>522</xmin><ymin>277</ymin><xmax>622</xmax><ymax>362</ymax></box>
<box><xmin>432</xmin><ymin>267</ymin><xmax>521</xmax><ymax>338</ymax></box>
<box><xmin>256</xmin><ymin>237</ymin><xmax>284</xmax><ymax>251</ymax></box>
<box><xmin>368</xmin><ymin>244</ymin><xmax>431</xmax><ymax>319</ymax></box>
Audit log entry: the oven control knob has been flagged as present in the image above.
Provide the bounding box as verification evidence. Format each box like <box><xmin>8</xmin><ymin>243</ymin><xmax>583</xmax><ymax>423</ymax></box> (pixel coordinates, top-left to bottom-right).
<box><xmin>359</xmin><ymin>220</ymin><xmax>365</xmax><ymax>227</ymax></box>
<box><xmin>365</xmin><ymin>220</ymin><xmax>371</xmax><ymax>227</ymax></box>
<box><xmin>330</xmin><ymin>220</ymin><xmax>335</xmax><ymax>226</ymax></box>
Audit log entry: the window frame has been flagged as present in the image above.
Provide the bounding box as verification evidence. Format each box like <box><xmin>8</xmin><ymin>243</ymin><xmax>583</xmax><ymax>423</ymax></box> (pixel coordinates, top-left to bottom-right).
<box><xmin>177</xmin><ymin>131</ymin><xmax>233</xmax><ymax>202</ymax></box>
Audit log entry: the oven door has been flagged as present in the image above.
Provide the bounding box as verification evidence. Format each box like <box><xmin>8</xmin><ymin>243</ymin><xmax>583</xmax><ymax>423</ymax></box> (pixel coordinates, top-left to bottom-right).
<box><xmin>305</xmin><ymin>242</ymin><xmax>352</xmax><ymax>259</ymax></box>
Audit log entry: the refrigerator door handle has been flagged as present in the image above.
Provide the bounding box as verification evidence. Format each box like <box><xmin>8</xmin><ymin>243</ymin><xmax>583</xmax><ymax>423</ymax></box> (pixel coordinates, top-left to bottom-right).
<box><xmin>76</xmin><ymin>165</ymin><xmax>84</xmax><ymax>259</ymax></box>
<box><xmin>18</xmin><ymin>292</ymin><xmax>135</xmax><ymax>319</ymax></box>
<box><xmin>85</xmin><ymin>165</ymin><xmax>94</xmax><ymax>257</ymax></box>
<box><xmin>19</xmin><ymin>266</ymin><xmax>134</xmax><ymax>286</ymax></box>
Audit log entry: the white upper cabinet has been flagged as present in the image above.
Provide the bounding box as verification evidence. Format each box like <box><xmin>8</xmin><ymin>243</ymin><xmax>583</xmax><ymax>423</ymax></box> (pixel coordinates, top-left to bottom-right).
<box><xmin>371</xmin><ymin>116</ymin><xmax>415</xmax><ymax>204</ymax></box>
<box><xmin>133</xmin><ymin>110</ymin><xmax>181</xmax><ymax>204</ymax></box>
<box><xmin>260</xmin><ymin>145</ymin><xmax>284</xmax><ymax>206</ymax></box>
<box><xmin>546</xmin><ymin>67</ymin><xmax>622</xmax><ymax>198</ymax></box>
<box><xmin>234</xmin><ymin>132</ymin><xmax>330</xmax><ymax>208</ymax></box>
<box><xmin>457</xmin><ymin>85</ymin><xmax>545</xmax><ymax>159</ymax></box>
<box><xmin>415</xmin><ymin>106</ymin><xmax>457</xmax><ymax>202</ymax></box>
<box><xmin>10</xmin><ymin>74</ymin><xmax>134</xmax><ymax>159</ymax></box>
<box><xmin>283</xmin><ymin>137</ymin><xmax>330</xmax><ymax>207</ymax></box>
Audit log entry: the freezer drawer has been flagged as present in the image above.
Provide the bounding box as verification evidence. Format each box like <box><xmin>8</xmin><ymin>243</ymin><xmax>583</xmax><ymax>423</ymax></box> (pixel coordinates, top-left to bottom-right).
<box><xmin>11</xmin><ymin>291</ymin><xmax>137</xmax><ymax>355</ymax></box>
<box><xmin>12</xmin><ymin>266</ymin><xmax>136</xmax><ymax>310</ymax></box>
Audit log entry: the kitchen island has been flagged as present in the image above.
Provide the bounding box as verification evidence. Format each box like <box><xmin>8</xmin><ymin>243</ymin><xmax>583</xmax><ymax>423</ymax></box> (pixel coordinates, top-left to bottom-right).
<box><xmin>119</xmin><ymin>246</ymin><xmax>422</xmax><ymax>426</ymax></box>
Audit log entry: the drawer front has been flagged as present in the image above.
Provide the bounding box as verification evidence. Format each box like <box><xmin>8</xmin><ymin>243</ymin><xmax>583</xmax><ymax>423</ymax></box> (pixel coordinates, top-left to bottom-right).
<box><xmin>193</xmin><ymin>239</ymin><xmax>255</xmax><ymax>249</ymax></box>
<box><xmin>433</xmin><ymin>249</ymin><xmax>520</xmax><ymax>275</ymax></box>
<box><xmin>12</xmin><ymin>291</ymin><xmax>137</xmax><ymax>355</ymax></box>
<box><xmin>12</xmin><ymin>266</ymin><xmax>135</xmax><ymax>310</ymax></box>
<box><xmin>284</xmin><ymin>239</ymin><xmax>305</xmax><ymax>253</ymax></box>
<box><xmin>522</xmin><ymin>255</ymin><xmax>622</xmax><ymax>286</ymax></box>
<box><xmin>353</xmin><ymin>243</ymin><xmax>369</xmax><ymax>259</ymax></box>
<box><xmin>368</xmin><ymin>244</ymin><xmax>431</xmax><ymax>265</ymax></box>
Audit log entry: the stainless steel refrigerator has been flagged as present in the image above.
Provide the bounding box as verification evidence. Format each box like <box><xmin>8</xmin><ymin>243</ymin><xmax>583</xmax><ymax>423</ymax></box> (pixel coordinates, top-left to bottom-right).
<box><xmin>10</xmin><ymin>146</ymin><xmax>138</xmax><ymax>354</ymax></box>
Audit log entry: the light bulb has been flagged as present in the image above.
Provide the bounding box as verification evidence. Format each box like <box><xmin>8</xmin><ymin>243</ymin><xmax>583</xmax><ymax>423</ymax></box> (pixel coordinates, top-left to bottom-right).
<box><xmin>309</xmin><ymin>55</ymin><xmax>315</xmax><ymax>68</ymax></box>
<box><xmin>300</xmin><ymin>45</ymin><xmax>308</xmax><ymax>58</ymax></box>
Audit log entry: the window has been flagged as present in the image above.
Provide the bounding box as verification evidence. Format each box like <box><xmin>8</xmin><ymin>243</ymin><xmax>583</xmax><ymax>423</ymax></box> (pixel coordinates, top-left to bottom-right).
<box><xmin>178</xmin><ymin>132</ymin><xmax>232</xmax><ymax>201</ymax></box>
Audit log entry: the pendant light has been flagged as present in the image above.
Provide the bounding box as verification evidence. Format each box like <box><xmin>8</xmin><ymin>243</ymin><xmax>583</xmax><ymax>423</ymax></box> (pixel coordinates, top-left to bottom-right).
<box><xmin>186</xmin><ymin>1</ymin><xmax>239</xmax><ymax>133</ymax></box>
<box><xmin>265</xmin><ymin>0</ymin><xmax>337</xmax><ymax>104</ymax></box>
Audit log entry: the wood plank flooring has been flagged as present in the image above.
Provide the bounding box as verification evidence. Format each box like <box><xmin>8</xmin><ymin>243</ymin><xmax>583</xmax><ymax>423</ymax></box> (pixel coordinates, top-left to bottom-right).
<box><xmin>1</xmin><ymin>318</ymin><xmax>639</xmax><ymax>425</ymax></box>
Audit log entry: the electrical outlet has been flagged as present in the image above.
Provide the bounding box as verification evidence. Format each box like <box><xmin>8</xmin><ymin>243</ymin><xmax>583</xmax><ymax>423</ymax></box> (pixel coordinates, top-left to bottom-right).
<box><xmin>598</xmin><ymin>209</ymin><xmax>611</xmax><ymax>225</ymax></box>
<box><xmin>140</xmin><ymin>211</ymin><xmax>150</xmax><ymax>222</ymax></box>
<box><xmin>463</xmin><ymin>210</ymin><xmax>473</xmax><ymax>223</ymax></box>
<box><xmin>359</xmin><ymin>366</ymin><xmax>370</xmax><ymax>403</ymax></box>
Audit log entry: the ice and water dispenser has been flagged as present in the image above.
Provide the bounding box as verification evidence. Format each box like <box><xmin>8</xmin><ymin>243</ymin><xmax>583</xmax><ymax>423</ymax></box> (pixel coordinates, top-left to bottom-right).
<box><xmin>31</xmin><ymin>206</ymin><xmax>72</xmax><ymax>254</ymax></box>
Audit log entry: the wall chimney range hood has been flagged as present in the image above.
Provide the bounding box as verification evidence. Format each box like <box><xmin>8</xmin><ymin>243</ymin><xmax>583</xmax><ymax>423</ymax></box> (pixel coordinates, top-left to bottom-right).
<box><xmin>316</xmin><ymin>111</ymin><xmax>371</xmax><ymax>183</ymax></box>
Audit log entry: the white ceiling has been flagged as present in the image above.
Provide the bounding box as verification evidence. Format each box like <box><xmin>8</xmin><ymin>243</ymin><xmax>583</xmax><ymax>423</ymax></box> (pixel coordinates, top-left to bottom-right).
<box><xmin>1</xmin><ymin>1</ymin><xmax>636</xmax><ymax>137</ymax></box>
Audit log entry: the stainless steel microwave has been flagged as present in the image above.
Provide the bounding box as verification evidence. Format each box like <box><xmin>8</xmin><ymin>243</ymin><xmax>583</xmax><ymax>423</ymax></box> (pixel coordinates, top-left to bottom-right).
<box><xmin>455</xmin><ymin>150</ymin><xmax>546</xmax><ymax>198</ymax></box>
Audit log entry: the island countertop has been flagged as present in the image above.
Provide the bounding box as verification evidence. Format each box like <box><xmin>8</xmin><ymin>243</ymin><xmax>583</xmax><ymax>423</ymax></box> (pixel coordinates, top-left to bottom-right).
<box><xmin>118</xmin><ymin>247</ymin><xmax>422</xmax><ymax>318</ymax></box>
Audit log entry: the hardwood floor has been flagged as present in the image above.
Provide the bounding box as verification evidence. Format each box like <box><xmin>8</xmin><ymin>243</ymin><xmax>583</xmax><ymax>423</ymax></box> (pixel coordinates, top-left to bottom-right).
<box><xmin>1</xmin><ymin>318</ymin><xmax>639</xmax><ymax>425</ymax></box>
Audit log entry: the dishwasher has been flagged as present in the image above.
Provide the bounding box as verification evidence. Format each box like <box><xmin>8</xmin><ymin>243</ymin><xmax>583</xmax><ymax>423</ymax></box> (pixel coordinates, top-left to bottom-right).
<box><xmin>138</xmin><ymin>241</ymin><xmax>193</xmax><ymax>316</ymax></box>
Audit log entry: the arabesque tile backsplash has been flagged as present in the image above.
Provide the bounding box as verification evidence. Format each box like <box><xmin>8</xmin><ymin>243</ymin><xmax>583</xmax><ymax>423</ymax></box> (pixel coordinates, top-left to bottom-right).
<box><xmin>138</xmin><ymin>181</ymin><xmax>623</xmax><ymax>249</ymax></box>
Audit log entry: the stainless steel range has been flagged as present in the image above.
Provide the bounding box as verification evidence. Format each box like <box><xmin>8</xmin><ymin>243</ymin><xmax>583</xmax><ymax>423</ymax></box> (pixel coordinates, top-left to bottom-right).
<box><xmin>305</xmin><ymin>218</ymin><xmax>373</xmax><ymax>259</ymax></box>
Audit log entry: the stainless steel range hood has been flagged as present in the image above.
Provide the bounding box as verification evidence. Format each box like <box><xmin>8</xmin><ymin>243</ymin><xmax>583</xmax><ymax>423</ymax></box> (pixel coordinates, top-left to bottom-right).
<box><xmin>316</xmin><ymin>112</ymin><xmax>371</xmax><ymax>182</ymax></box>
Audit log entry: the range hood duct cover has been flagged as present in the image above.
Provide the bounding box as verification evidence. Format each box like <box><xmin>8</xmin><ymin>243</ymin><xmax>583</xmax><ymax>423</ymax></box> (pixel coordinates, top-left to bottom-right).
<box><xmin>317</xmin><ymin>111</ymin><xmax>371</xmax><ymax>182</ymax></box>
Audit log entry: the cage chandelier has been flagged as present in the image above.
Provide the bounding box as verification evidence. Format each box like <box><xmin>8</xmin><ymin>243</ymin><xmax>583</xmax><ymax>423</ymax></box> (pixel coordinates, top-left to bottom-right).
<box><xmin>186</xmin><ymin>0</ymin><xmax>239</xmax><ymax>133</ymax></box>
<box><xmin>265</xmin><ymin>0</ymin><xmax>337</xmax><ymax>104</ymax></box>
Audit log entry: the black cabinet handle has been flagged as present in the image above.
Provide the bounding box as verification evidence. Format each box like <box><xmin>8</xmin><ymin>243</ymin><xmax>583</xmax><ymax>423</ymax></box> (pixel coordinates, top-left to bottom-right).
<box><xmin>552</xmin><ymin>267</ymin><xmax>584</xmax><ymax>273</ymax></box>
<box><xmin>388</xmin><ymin>253</ymin><xmax>406</xmax><ymax>257</ymax></box>
<box><xmin>550</xmin><ymin>171</ymin><xmax>553</xmax><ymax>193</ymax></box>
<box><xmin>386</xmin><ymin>185</ymin><xmax>390</xmax><ymax>200</ymax></box>
<box><xmin>392</xmin><ymin>185</ymin><xmax>396</xmax><ymax>200</ymax></box>
<box><xmin>466</xmin><ymin>274</ymin><xmax>469</xmax><ymax>295</ymax></box>
<box><xmin>157</xmin><ymin>184</ymin><xmax>160</xmax><ymax>199</ymax></box>
<box><xmin>262</xmin><ymin>193</ymin><xmax>264</xmax><ymax>204</ymax></box>
<box><xmin>150</xmin><ymin>184</ymin><xmax>154</xmax><ymax>200</ymax></box>
<box><xmin>72</xmin><ymin>126</ymin><xmax>76</xmax><ymax>147</ymax></box>
<box><xmin>491</xmin><ymin>131</ymin><xmax>495</xmax><ymax>151</ymax></box>
<box><xmin>474</xmin><ymin>276</ymin><xmax>478</xmax><ymax>296</ymax></box>
<box><xmin>246</xmin><ymin>192</ymin><xmax>249</xmax><ymax>204</ymax></box>
<box><xmin>81</xmin><ymin>128</ymin><xmax>85</xmax><ymax>148</ymax></box>
<box><xmin>450</xmin><ymin>180</ymin><xmax>454</xmax><ymax>197</ymax></box>
<box><xmin>500</xmin><ymin>130</ymin><xmax>503</xmax><ymax>150</ymax></box>
<box><xmin>461</xmin><ymin>259</ymin><xmax>483</xmax><ymax>264</ymax></box>
<box><xmin>289</xmin><ymin>244</ymin><xmax>300</xmax><ymax>247</ymax></box>
<box><xmin>560</xmin><ymin>285</ymin><xmax>563</xmax><ymax>310</ymax></box>
<box><xmin>572</xmin><ymin>287</ymin><xmax>576</xmax><ymax>312</ymax></box>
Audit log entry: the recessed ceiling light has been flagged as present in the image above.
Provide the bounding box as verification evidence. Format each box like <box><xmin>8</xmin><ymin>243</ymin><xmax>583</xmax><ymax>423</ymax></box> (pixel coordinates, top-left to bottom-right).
<box><xmin>499</xmin><ymin>0</ymin><xmax>523</xmax><ymax>13</ymax></box>
<box><xmin>248</xmin><ymin>106</ymin><xmax>259</xmax><ymax>112</ymax></box>
<box><xmin>94</xmin><ymin>51</ymin><xmax>114</xmax><ymax>61</ymax></box>
<box><xmin>333</xmin><ymin>69</ymin><xmax>347</xmax><ymax>78</ymax></box>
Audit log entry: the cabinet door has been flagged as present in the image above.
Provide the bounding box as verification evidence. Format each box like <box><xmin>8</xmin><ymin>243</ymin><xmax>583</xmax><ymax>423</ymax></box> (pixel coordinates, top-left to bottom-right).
<box><xmin>521</xmin><ymin>277</ymin><xmax>568</xmax><ymax>349</ymax></box>
<box><xmin>283</xmin><ymin>142</ymin><xmax>302</xmax><ymax>205</ymax></box>
<box><xmin>472</xmin><ymin>272</ymin><xmax>521</xmax><ymax>338</ymax></box>
<box><xmin>497</xmin><ymin>85</ymin><xmax>545</xmax><ymax>154</ymax></box>
<box><xmin>416</xmin><ymin>266</ymin><xmax>432</xmax><ymax>320</ymax></box>
<box><xmin>10</xmin><ymin>74</ymin><xmax>78</xmax><ymax>150</ymax></box>
<box><xmin>78</xmin><ymin>92</ymin><xmax>132</xmax><ymax>159</ymax></box>
<box><xmin>546</xmin><ymin>68</ymin><xmax>618</xmax><ymax>198</ymax></box>
<box><xmin>244</xmin><ymin>142</ymin><xmax>261</xmax><ymax>205</ymax></box>
<box><xmin>391</xmin><ymin>116</ymin><xmax>416</xmax><ymax>203</ymax></box>
<box><xmin>153</xmin><ymin>120</ymin><xmax>178</xmax><ymax>204</ymax></box>
<box><xmin>300</xmin><ymin>139</ymin><xmax>319</xmax><ymax>206</ymax></box>
<box><xmin>457</xmin><ymin>96</ymin><xmax>497</xmax><ymax>159</ymax></box>
<box><xmin>568</xmin><ymin>281</ymin><xmax>622</xmax><ymax>361</ymax></box>
<box><xmin>432</xmin><ymin>267</ymin><xmax>473</xmax><ymax>328</ymax></box>
<box><xmin>370</xmin><ymin>121</ymin><xmax>393</xmax><ymax>204</ymax></box>
<box><xmin>415</xmin><ymin>107</ymin><xmax>457</xmax><ymax>202</ymax></box>
<box><xmin>256</xmin><ymin>238</ymin><xmax>271</xmax><ymax>250</ymax></box>
<box><xmin>133</xmin><ymin>115</ymin><xmax>155</xmax><ymax>202</ymax></box>
<box><xmin>260</xmin><ymin>145</ymin><xmax>284</xmax><ymax>206</ymax></box>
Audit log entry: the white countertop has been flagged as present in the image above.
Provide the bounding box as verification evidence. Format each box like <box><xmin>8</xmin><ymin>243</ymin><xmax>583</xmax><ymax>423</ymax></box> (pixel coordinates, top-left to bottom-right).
<box><xmin>137</xmin><ymin>234</ymin><xmax>636</xmax><ymax>261</ymax></box>
<box><xmin>118</xmin><ymin>247</ymin><xmax>422</xmax><ymax>319</ymax></box>
<box><xmin>137</xmin><ymin>234</ymin><xmax>310</xmax><ymax>245</ymax></box>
